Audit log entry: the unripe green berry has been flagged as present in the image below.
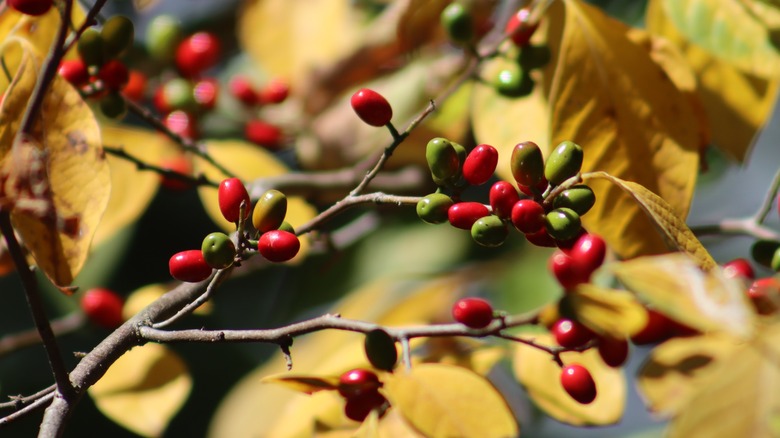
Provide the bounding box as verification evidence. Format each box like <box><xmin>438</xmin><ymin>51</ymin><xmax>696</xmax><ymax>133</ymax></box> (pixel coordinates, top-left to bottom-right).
<box><xmin>99</xmin><ymin>92</ymin><xmax>127</xmax><ymax>119</ymax></box>
<box><xmin>101</xmin><ymin>15</ymin><xmax>134</xmax><ymax>60</ymax></box>
<box><xmin>78</xmin><ymin>28</ymin><xmax>105</xmax><ymax>67</ymax></box>
<box><xmin>426</xmin><ymin>137</ymin><xmax>460</xmax><ymax>181</ymax></box>
<box><xmin>364</xmin><ymin>329</ymin><xmax>397</xmax><ymax>372</ymax></box>
<box><xmin>751</xmin><ymin>240</ymin><xmax>780</xmax><ymax>268</ymax></box>
<box><xmin>441</xmin><ymin>2</ymin><xmax>473</xmax><ymax>44</ymax></box>
<box><xmin>772</xmin><ymin>247</ymin><xmax>780</xmax><ymax>272</ymax></box>
<box><xmin>511</xmin><ymin>141</ymin><xmax>544</xmax><ymax>187</ymax></box>
<box><xmin>145</xmin><ymin>15</ymin><xmax>183</xmax><ymax>62</ymax></box>
<box><xmin>252</xmin><ymin>189</ymin><xmax>288</xmax><ymax>233</ymax></box>
<box><xmin>493</xmin><ymin>65</ymin><xmax>534</xmax><ymax>98</ymax></box>
<box><xmin>553</xmin><ymin>184</ymin><xmax>596</xmax><ymax>215</ymax></box>
<box><xmin>162</xmin><ymin>78</ymin><xmax>198</xmax><ymax>112</ymax></box>
<box><xmin>545</xmin><ymin>207</ymin><xmax>581</xmax><ymax>241</ymax></box>
<box><xmin>471</xmin><ymin>215</ymin><xmax>508</xmax><ymax>247</ymax></box>
<box><xmin>278</xmin><ymin>221</ymin><xmax>295</xmax><ymax>234</ymax></box>
<box><xmin>417</xmin><ymin>193</ymin><xmax>454</xmax><ymax>224</ymax></box>
<box><xmin>201</xmin><ymin>232</ymin><xmax>236</xmax><ymax>269</ymax></box>
<box><xmin>545</xmin><ymin>140</ymin><xmax>584</xmax><ymax>185</ymax></box>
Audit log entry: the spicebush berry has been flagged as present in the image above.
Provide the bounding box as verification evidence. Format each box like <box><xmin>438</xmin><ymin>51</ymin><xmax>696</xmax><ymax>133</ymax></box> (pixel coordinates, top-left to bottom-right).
<box><xmin>560</xmin><ymin>364</ymin><xmax>597</xmax><ymax>404</ymax></box>
<box><xmin>252</xmin><ymin>189</ymin><xmax>288</xmax><ymax>233</ymax></box>
<box><xmin>598</xmin><ymin>336</ymin><xmax>629</xmax><ymax>368</ymax></box>
<box><xmin>145</xmin><ymin>15</ymin><xmax>183</xmax><ymax>62</ymax></box>
<box><xmin>58</xmin><ymin>59</ymin><xmax>89</xmax><ymax>86</ymax></box>
<box><xmin>338</xmin><ymin>369</ymin><xmax>382</xmax><ymax>398</ymax></box>
<box><xmin>549</xmin><ymin>250</ymin><xmax>589</xmax><ymax>289</ymax></box>
<box><xmin>258</xmin><ymin>230</ymin><xmax>300</xmax><ymax>262</ymax></box>
<box><xmin>493</xmin><ymin>65</ymin><xmax>533</xmax><ymax>98</ymax></box>
<box><xmin>510</xmin><ymin>199</ymin><xmax>545</xmax><ymax>234</ymax></box>
<box><xmin>440</xmin><ymin>2</ymin><xmax>474</xmax><ymax>44</ymax></box>
<box><xmin>545</xmin><ymin>208</ymin><xmax>582</xmax><ymax>241</ymax></box>
<box><xmin>452</xmin><ymin>297</ymin><xmax>494</xmax><ymax>329</ymax></box>
<box><xmin>510</xmin><ymin>141</ymin><xmax>544</xmax><ymax>187</ymax></box>
<box><xmin>552</xmin><ymin>318</ymin><xmax>594</xmax><ymax>349</ymax></box>
<box><xmin>416</xmin><ymin>193</ymin><xmax>454</xmax><ymax>224</ymax></box>
<box><xmin>169</xmin><ymin>250</ymin><xmax>212</xmax><ymax>282</ymax></box>
<box><xmin>81</xmin><ymin>288</ymin><xmax>124</xmax><ymax>329</ymax></box>
<box><xmin>78</xmin><ymin>28</ymin><xmax>105</xmax><ymax>67</ymax></box>
<box><xmin>568</xmin><ymin>233</ymin><xmax>607</xmax><ymax>275</ymax></box>
<box><xmin>426</xmin><ymin>137</ymin><xmax>460</xmax><ymax>181</ymax></box>
<box><xmin>364</xmin><ymin>329</ymin><xmax>397</xmax><ymax>372</ymax></box>
<box><xmin>101</xmin><ymin>15</ymin><xmax>134</xmax><ymax>59</ymax></box>
<box><xmin>489</xmin><ymin>181</ymin><xmax>520</xmax><ymax>219</ymax></box>
<box><xmin>7</xmin><ymin>0</ymin><xmax>52</xmax><ymax>16</ymax></box>
<box><xmin>244</xmin><ymin>119</ymin><xmax>283</xmax><ymax>150</ymax></box>
<box><xmin>218</xmin><ymin>178</ymin><xmax>251</xmax><ymax>223</ymax></box>
<box><xmin>722</xmin><ymin>258</ymin><xmax>755</xmax><ymax>280</ymax></box>
<box><xmin>350</xmin><ymin>88</ymin><xmax>393</xmax><ymax>127</ymax></box>
<box><xmin>505</xmin><ymin>8</ymin><xmax>538</xmax><ymax>47</ymax></box>
<box><xmin>553</xmin><ymin>184</ymin><xmax>596</xmax><ymax>215</ymax></box>
<box><xmin>176</xmin><ymin>32</ymin><xmax>221</xmax><ymax>77</ymax></box>
<box><xmin>462</xmin><ymin>144</ymin><xmax>498</xmax><ymax>185</ymax></box>
<box><xmin>471</xmin><ymin>215</ymin><xmax>508</xmax><ymax>247</ymax></box>
<box><xmin>545</xmin><ymin>140</ymin><xmax>584</xmax><ymax>185</ymax></box>
<box><xmin>344</xmin><ymin>390</ymin><xmax>387</xmax><ymax>422</ymax></box>
<box><xmin>448</xmin><ymin>202</ymin><xmax>489</xmax><ymax>230</ymax></box>
<box><xmin>99</xmin><ymin>92</ymin><xmax>127</xmax><ymax>119</ymax></box>
<box><xmin>201</xmin><ymin>232</ymin><xmax>236</xmax><ymax>269</ymax></box>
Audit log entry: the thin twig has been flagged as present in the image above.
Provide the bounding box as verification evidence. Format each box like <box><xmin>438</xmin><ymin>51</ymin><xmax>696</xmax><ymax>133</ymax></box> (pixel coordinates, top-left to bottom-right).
<box><xmin>0</xmin><ymin>392</ymin><xmax>55</xmax><ymax>428</ymax></box>
<box><xmin>0</xmin><ymin>385</ymin><xmax>56</xmax><ymax>410</ymax></box>
<box><xmin>62</xmin><ymin>0</ymin><xmax>109</xmax><ymax>52</ymax></box>
<box><xmin>690</xmin><ymin>218</ymin><xmax>780</xmax><ymax>241</ymax></box>
<box><xmin>103</xmin><ymin>146</ymin><xmax>219</xmax><ymax>189</ymax></box>
<box><xmin>0</xmin><ymin>313</ymin><xmax>85</xmax><ymax>359</ymax></box>
<box><xmin>152</xmin><ymin>268</ymin><xmax>232</xmax><ymax>329</ymax></box>
<box><xmin>752</xmin><ymin>166</ymin><xmax>780</xmax><ymax>225</ymax></box>
<box><xmin>295</xmin><ymin>193</ymin><xmax>422</xmax><ymax>236</ymax></box>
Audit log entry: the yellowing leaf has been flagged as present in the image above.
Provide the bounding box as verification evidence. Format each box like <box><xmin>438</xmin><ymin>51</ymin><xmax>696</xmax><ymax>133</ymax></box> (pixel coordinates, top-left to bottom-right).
<box><xmin>0</xmin><ymin>5</ymin><xmax>86</xmax><ymax>59</ymax></box>
<box><xmin>397</xmin><ymin>0</ymin><xmax>450</xmax><ymax>52</ymax></box>
<box><xmin>661</xmin><ymin>0</ymin><xmax>780</xmax><ymax>78</ymax></box>
<box><xmin>637</xmin><ymin>332</ymin><xmax>739</xmax><ymax>416</ymax></box>
<box><xmin>0</xmin><ymin>39</ymin><xmax>109</xmax><ymax>288</ymax></box>
<box><xmin>194</xmin><ymin>140</ymin><xmax>316</xmax><ymax>261</ymax></box>
<box><xmin>567</xmin><ymin>284</ymin><xmax>648</xmax><ymax>338</ymax></box>
<box><xmin>583</xmin><ymin>172</ymin><xmax>715</xmax><ymax>270</ymax></box>
<box><xmin>383</xmin><ymin>363</ymin><xmax>518</xmax><ymax>438</ymax></box>
<box><xmin>267</xmin><ymin>390</ymin><xmax>348</xmax><ymax>437</ymax></box>
<box><xmin>513</xmin><ymin>333</ymin><xmax>625</xmax><ymax>426</ymax></box>
<box><xmin>262</xmin><ymin>374</ymin><xmax>339</xmax><ymax>395</ymax></box>
<box><xmin>89</xmin><ymin>343</ymin><xmax>192</xmax><ymax>437</ymax></box>
<box><xmin>123</xmin><ymin>283</ymin><xmax>211</xmax><ymax>322</ymax></box>
<box><xmin>612</xmin><ymin>253</ymin><xmax>756</xmax><ymax>339</ymax></box>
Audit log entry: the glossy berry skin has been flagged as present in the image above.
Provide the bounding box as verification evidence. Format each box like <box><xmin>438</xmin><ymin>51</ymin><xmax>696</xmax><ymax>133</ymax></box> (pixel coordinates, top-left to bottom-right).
<box><xmin>101</xmin><ymin>15</ymin><xmax>134</xmax><ymax>60</ymax></box>
<box><xmin>162</xmin><ymin>77</ymin><xmax>197</xmax><ymax>112</ymax></box>
<box><xmin>518</xmin><ymin>177</ymin><xmax>549</xmax><ymax>198</ymax></box>
<box><xmin>549</xmin><ymin>250</ymin><xmax>589</xmax><ymax>289</ymax></box>
<box><xmin>123</xmin><ymin>70</ymin><xmax>147</xmax><ymax>101</ymax></box>
<box><xmin>568</xmin><ymin>233</ymin><xmax>607</xmax><ymax>275</ymax></box>
<box><xmin>81</xmin><ymin>288</ymin><xmax>124</xmax><ymax>329</ymax></box>
<box><xmin>258</xmin><ymin>78</ymin><xmax>289</xmax><ymax>104</ymax></box>
<box><xmin>525</xmin><ymin>228</ymin><xmax>556</xmax><ymax>247</ymax></box>
<box><xmin>597</xmin><ymin>336</ymin><xmax>629</xmax><ymax>368</ymax></box>
<box><xmin>58</xmin><ymin>59</ymin><xmax>89</xmax><ymax>86</ymax></box>
<box><xmin>552</xmin><ymin>318</ymin><xmax>594</xmax><ymax>349</ymax></box>
<box><xmin>201</xmin><ymin>232</ymin><xmax>236</xmax><ymax>269</ymax></box>
<box><xmin>471</xmin><ymin>215</ymin><xmax>508</xmax><ymax>247</ymax></box>
<box><xmin>416</xmin><ymin>193</ymin><xmax>454</xmax><ymax>224</ymax></box>
<box><xmin>511</xmin><ymin>141</ymin><xmax>544</xmax><ymax>188</ymax></box>
<box><xmin>560</xmin><ymin>364</ymin><xmax>597</xmax><ymax>404</ymax></box>
<box><xmin>244</xmin><ymin>119</ymin><xmax>283</xmax><ymax>150</ymax></box>
<box><xmin>452</xmin><ymin>297</ymin><xmax>494</xmax><ymax>329</ymax></box>
<box><xmin>218</xmin><ymin>178</ymin><xmax>251</xmax><ymax>223</ymax></box>
<box><xmin>630</xmin><ymin>309</ymin><xmax>674</xmax><ymax>345</ymax></box>
<box><xmin>545</xmin><ymin>208</ymin><xmax>582</xmax><ymax>241</ymax></box>
<box><xmin>722</xmin><ymin>258</ymin><xmax>755</xmax><ymax>280</ymax></box>
<box><xmin>350</xmin><ymin>88</ymin><xmax>392</xmax><ymax>127</ymax></box>
<box><xmin>344</xmin><ymin>390</ymin><xmax>387</xmax><ymax>422</ymax></box>
<box><xmin>440</xmin><ymin>2</ymin><xmax>473</xmax><ymax>44</ymax></box>
<box><xmin>364</xmin><ymin>329</ymin><xmax>398</xmax><ymax>372</ymax></box>
<box><xmin>175</xmin><ymin>32</ymin><xmax>221</xmax><ymax>77</ymax></box>
<box><xmin>193</xmin><ymin>78</ymin><xmax>219</xmax><ymax>110</ymax></box>
<box><xmin>252</xmin><ymin>189</ymin><xmax>287</xmax><ymax>233</ymax></box>
<box><xmin>448</xmin><ymin>202</ymin><xmax>489</xmax><ymax>230</ymax></box>
<box><xmin>229</xmin><ymin>75</ymin><xmax>258</xmax><ymax>105</ymax></box>
<box><xmin>77</xmin><ymin>28</ymin><xmax>105</xmax><ymax>67</ymax></box>
<box><xmin>258</xmin><ymin>230</ymin><xmax>300</xmax><ymax>262</ymax></box>
<box><xmin>159</xmin><ymin>155</ymin><xmax>192</xmax><ymax>191</ymax></box>
<box><xmin>511</xmin><ymin>199</ymin><xmax>545</xmax><ymax>234</ymax></box>
<box><xmin>489</xmin><ymin>181</ymin><xmax>520</xmax><ymax>219</ymax></box>
<box><xmin>98</xmin><ymin>60</ymin><xmax>129</xmax><ymax>91</ymax></box>
<box><xmin>545</xmin><ymin>140</ymin><xmax>584</xmax><ymax>186</ymax></box>
<box><xmin>426</xmin><ymin>137</ymin><xmax>460</xmax><ymax>181</ymax></box>
<box><xmin>169</xmin><ymin>250</ymin><xmax>212</xmax><ymax>282</ymax></box>
<box><xmin>338</xmin><ymin>369</ymin><xmax>381</xmax><ymax>398</ymax></box>
<box><xmin>747</xmin><ymin>278</ymin><xmax>780</xmax><ymax>315</ymax></box>
<box><xmin>553</xmin><ymin>185</ymin><xmax>596</xmax><ymax>215</ymax></box>
<box><xmin>164</xmin><ymin>111</ymin><xmax>198</xmax><ymax>140</ymax></box>
<box><xmin>462</xmin><ymin>144</ymin><xmax>498</xmax><ymax>185</ymax></box>
<box><xmin>7</xmin><ymin>0</ymin><xmax>52</xmax><ymax>16</ymax></box>
<box><xmin>505</xmin><ymin>8</ymin><xmax>538</xmax><ymax>47</ymax></box>
<box><xmin>493</xmin><ymin>65</ymin><xmax>533</xmax><ymax>98</ymax></box>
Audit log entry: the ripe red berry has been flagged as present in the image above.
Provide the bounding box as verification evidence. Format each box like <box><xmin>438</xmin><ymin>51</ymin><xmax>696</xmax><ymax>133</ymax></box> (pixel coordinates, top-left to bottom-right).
<box><xmin>159</xmin><ymin>155</ymin><xmax>193</xmax><ymax>191</ymax></box>
<box><xmin>511</xmin><ymin>199</ymin><xmax>545</xmax><ymax>233</ymax></box>
<box><xmin>98</xmin><ymin>60</ymin><xmax>129</xmax><ymax>91</ymax></box>
<box><xmin>193</xmin><ymin>78</ymin><xmax>219</xmax><ymax>110</ymax></box>
<box><xmin>175</xmin><ymin>32</ymin><xmax>221</xmax><ymax>77</ymax></box>
<box><xmin>218</xmin><ymin>178</ymin><xmax>251</xmax><ymax>223</ymax></box>
<box><xmin>350</xmin><ymin>88</ymin><xmax>393</xmax><ymax>127</ymax></box>
<box><xmin>452</xmin><ymin>297</ymin><xmax>494</xmax><ymax>329</ymax></box>
<box><xmin>551</xmin><ymin>318</ymin><xmax>594</xmax><ymax>349</ymax></box>
<box><xmin>153</xmin><ymin>85</ymin><xmax>172</xmax><ymax>114</ymax></box>
<box><xmin>258</xmin><ymin>230</ymin><xmax>300</xmax><ymax>262</ymax></box>
<box><xmin>164</xmin><ymin>110</ymin><xmax>198</xmax><ymax>140</ymax></box>
<box><xmin>525</xmin><ymin>228</ymin><xmax>556</xmax><ymax>247</ymax></box>
<box><xmin>58</xmin><ymin>59</ymin><xmax>89</xmax><ymax>86</ymax></box>
<box><xmin>549</xmin><ymin>250</ymin><xmax>589</xmax><ymax>289</ymax></box>
<box><xmin>344</xmin><ymin>390</ymin><xmax>387</xmax><ymax>422</ymax></box>
<box><xmin>244</xmin><ymin>119</ymin><xmax>283</xmax><ymax>150</ymax></box>
<box><xmin>560</xmin><ymin>364</ymin><xmax>597</xmax><ymax>404</ymax></box>
<box><xmin>448</xmin><ymin>202</ymin><xmax>490</xmax><ymax>230</ymax></box>
<box><xmin>7</xmin><ymin>0</ymin><xmax>52</xmax><ymax>16</ymax></box>
<box><xmin>597</xmin><ymin>336</ymin><xmax>629</xmax><ymax>368</ymax></box>
<box><xmin>723</xmin><ymin>258</ymin><xmax>755</xmax><ymax>280</ymax></box>
<box><xmin>229</xmin><ymin>75</ymin><xmax>258</xmax><ymax>105</ymax></box>
<box><xmin>505</xmin><ymin>8</ymin><xmax>539</xmax><ymax>47</ymax></box>
<box><xmin>169</xmin><ymin>250</ymin><xmax>212</xmax><ymax>282</ymax></box>
<box><xmin>630</xmin><ymin>308</ymin><xmax>674</xmax><ymax>345</ymax></box>
<box><xmin>489</xmin><ymin>181</ymin><xmax>520</xmax><ymax>219</ymax></box>
<box><xmin>122</xmin><ymin>70</ymin><xmax>147</xmax><ymax>101</ymax></box>
<box><xmin>81</xmin><ymin>288</ymin><xmax>124</xmax><ymax>329</ymax></box>
<box><xmin>568</xmin><ymin>233</ymin><xmax>607</xmax><ymax>275</ymax></box>
<box><xmin>338</xmin><ymin>369</ymin><xmax>381</xmax><ymax>398</ymax></box>
<box><xmin>258</xmin><ymin>78</ymin><xmax>289</xmax><ymax>104</ymax></box>
<box><xmin>518</xmin><ymin>176</ymin><xmax>549</xmax><ymax>197</ymax></box>
<box><xmin>462</xmin><ymin>144</ymin><xmax>498</xmax><ymax>185</ymax></box>
<box><xmin>747</xmin><ymin>277</ymin><xmax>780</xmax><ymax>315</ymax></box>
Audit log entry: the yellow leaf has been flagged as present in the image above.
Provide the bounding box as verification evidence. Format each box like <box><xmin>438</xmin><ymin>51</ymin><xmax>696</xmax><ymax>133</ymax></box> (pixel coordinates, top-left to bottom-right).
<box><xmin>611</xmin><ymin>253</ymin><xmax>756</xmax><ymax>339</ymax></box>
<box><xmin>375</xmin><ymin>409</ymin><xmax>426</xmax><ymax>438</ymax></box>
<box><xmin>661</xmin><ymin>0</ymin><xmax>780</xmax><ymax>78</ymax></box>
<box><xmin>583</xmin><ymin>172</ymin><xmax>715</xmax><ymax>270</ymax></box>
<box><xmin>89</xmin><ymin>343</ymin><xmax>193</xmax><ymax>437</ymax></box>
<box><xmin>0</xmin><ymin>39</ymin><xmax>109</xmax><ymax>288</ymax></box>
<box><xmin>567</xmin><ymin>284</ymin><xmax>648</xmax><ymax>338</ymax></box>
<box><xmin>194</xmin><ymin>139</ymin><xmax>316</xmax><ymax>261</ymax></box>
<box><xmin>262</xmin><ymin>373</ymin><xmax>339</xmax><ymax>395</ymax></box>
<box><xmin>122</xmin><ymin>283</ymin><xmax>211</xmax><ymax>321</ymax></box>
<box><xmin>268</xmin><ymin>390</ymin><xmax>348</xmax><ymax>437</ymax></box>
<box><xmin>396</xmin><ymin>0</ymin><xmax>450</xmax><ymax>52</ymax></box>
<box><xmin>0</xmin><ymin>5</ymin><xmax>86</xmax><ymax>59</ymax></box>
<box><xmin>646</xmin><ymin>0</ymin><xmax>779</xmax><ymax>161</ymax></box>
<box><xmin>512</xmin><ymin>333</ymin><xmax>625</xmax><ymax>426</ymax></box>
<box><xmin>636</xmin><ymin>332</ymin><xmax>739</xmax><ymax>416</ymax></box>
<box><xmin>382</xmin><ymin>363</ymin><xmax>518</xmax><ymax>438</ymax></box>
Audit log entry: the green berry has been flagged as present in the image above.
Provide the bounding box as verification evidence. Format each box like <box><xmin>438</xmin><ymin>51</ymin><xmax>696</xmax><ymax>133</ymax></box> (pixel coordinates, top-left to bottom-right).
<box><xmin>493</xmin><ymin>65</ymin><xmax>534</xmax><ymax>98</ymax></box>
<box><xmin>278</xmin><ymin>221</ymin><xmax>295</xmax><ymax>234</ymax></box>
<box><xmin>752</xmin><ymin>240</ymin><xmax>780</xmax><ymax>268</ymax></box>
<box><xmin>162</xmin><ymin>78</ymin><xmax>197</xmax><ymax>112</ymax></box>
<box><xmin>364</xmin><ymin>329</ymin><xmax>397</xmax><ymax>372</ymax></box>
<box><xmin>78</xmin><ymin>28</ymin><xmax>105</xmax><ymax>67</ymax></box>
<box><xmin>510</xmin><ymin>141</ymin><xmax>544</xmax><ymax>187</ymax></box>
<box><xmin>553</xmin><ymin>185</ymin><xmax>596</xmax><ymax>215</ymax></box>
<box><xmin>101</xmin><ymin>15</ymin><xmax>134</xmax><ymax>60</ymax></box>
<box><xmin>545</xmin><ymin>207</ymin><xmax>581</xmax><ymax>241</ymax></box>
<box><xmin>426</xmin><ymin>137</ymin><xmax>460</xmax><ymax>181</ymax></box>
<box><xmin>545</xmin><ymin>140</ymin><xmax>584</xmax><ymax>185</ymax></box>
<box><xmin>441</xmin><ymin>2</ymin><xmax>473</xmax><ymax>44</ymax></box>
<box><xmin>99</xmin><ymin>92</ymin><xmax>127</xmax><ymax>119</ymax></box>
<box><xmin>145</xmin><ymin>15</ymin><xmax>183</xmax><ymax>62</ymax></box>
<box><xmin>471</xmin><ymin>215</ymin><xmax>508</xmax><ymax>247</ymax></box>
<box><xmin>417</xmin><ymin>193</ymin><xmax>454</xmax><ymax>224</ymax></box>
<box><xmin>518</xmin><ymin>44</ymin><xmax>551</xmax><ymax>70</ymax></box>
<box><xmin>772</xmin><ymin>247</ymin><xmax>780</xmax><ymax>272</ymax></box>
<box><xmin>252</xmin><ymin>189</ymin><xmax>288</xmax><ymax>233</ymax></box>
<box><xmin>201</xmin><ymin>232</ymin><xmax>236</xmax><ymax>269</ymax></box>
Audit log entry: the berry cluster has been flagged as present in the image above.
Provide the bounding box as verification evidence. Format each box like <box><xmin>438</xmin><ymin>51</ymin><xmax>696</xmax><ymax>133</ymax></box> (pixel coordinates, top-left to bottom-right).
<box><xmin>337</xmin><ymin>369</ymin><xmax>388</xmax><ymax>422</ymax></box>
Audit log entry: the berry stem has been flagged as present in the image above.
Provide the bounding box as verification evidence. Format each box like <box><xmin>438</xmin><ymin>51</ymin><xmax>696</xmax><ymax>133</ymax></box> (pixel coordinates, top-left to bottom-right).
<box><xmin>152</xmin><ymin>268</ymin><xmax>231</xmax><ymax>329</ymax></box>
<box><xmin>0</xmin><ymin>312</ymin><xmax>85</xmax><ymax>359</ymax></box>
<box><xmin>295</xmin><ymin>193</ymin><xmax>423</xmax><ymax>236</ymax></box>
<box><xmin>751</xmin><ymin>165</ymin><xmax>780</xmax><ymax>225</ymax></box>
<box><xmin>103</xmin><ymin>146</ymin><xmax>219</xmax><ymax>188</ymax></box>
<box><xmin>62</xmin><ymin>0</ymin><xmax>109</xmax><ymax>53</ymax></box>
<box><xmin>401</xmin><ymin>336</ymin><xmax>413</xmax><ymax>371</ymax></box>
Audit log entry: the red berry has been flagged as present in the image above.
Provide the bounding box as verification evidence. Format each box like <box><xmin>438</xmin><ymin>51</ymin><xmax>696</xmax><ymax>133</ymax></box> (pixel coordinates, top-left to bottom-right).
<box><xmin>568</xmin><ymin>233</ymin><xmax>607</xmax><ymax>275</ymax></box>
<box><xmin>551</xmin><ymin>318</ymin><xmax>594</xmax><ymax>349</ymax></box>
<box><xmin>58</xmin><ymin>59</ymin><xmax>89</xmax><ymax>86</ymax></box>
<box><xmin>244</xmin><ymin>119</ymin><xmax>283</xmax><ymax>150</ymax></box>
<box><xmin>122</xmin><ymin>70</ymin><xmax>147</xmax><ymax>101</ymax></box>
<box><xmin>98</xmin><ymin>60</ymin><xmax>130</xmax><ymax>91</ymax></box>
<box><xmin>630</xmin><ymin>308</ymin><xmax>674</xmax><ymax>345</ymax></box>
<box><xmin>723</xmin><ymin>258</ymin><xmax>755</xmax><ymax>280</ymax></box>
<box><xmin>511</xmin><ymin>199</ymin><xmax>545</xmax><ymax>233</ymax></box>
<box><xmin>218</xmin><ymin>178</ymin><xmax>251</xmax><ymax>223</ymax></box>
<box><xmin>489</xmin><ymin>181</ymin><xmax>520</xmax><ymax>219</ymax></box>
<box><xmin>81</xmin><ymin>288</ymin><xmax>124</xmax><ymax>329</ymax></box>
<box><xmin>462</xmin><ymin>144</ymin><xmax>498</xmax><ymax>185</ymax></box>
<box><xmin>338</xmin><ymin>369</ymin><xmax>381</xmax><ymax>398</ymax></box>
<box><xmin>229</xmin><ymin>75</ymin><xmax>257</xmax><ymax>105</ymax></box>
<box><xmin>560</xmin><ymin>364</ymin><xmax>597</xmax><ymax>404</ymax></box>
<box><xmin>452</xmin><ymin>297</ymin><xmax>494</xmax><ymax>329</ymax></box>
<box><xmin>747</xmin><ymin>277</ymin><xmax>780</xmax><ymax>315</ymax></box>
<box><xmin>505</xmin><ymin>8</ymin><xmax>538</xmax><ymax>47</ymax></box>
<box><xmin>164</xmin><ymin>110</ymin><xmax>198</xmax><ymax>140</ymax></box>
<box><xmin>7</xmin><ymin>0</ymin><xmax>52</xmax><ymax>16</ymax></box>
<box><xmin>258</xmin><ymin>78</ymin><xmax>289</xmax><ymax>104</ymax></box>
<box><xmin>448</xmin><ymin>202</ymin><xmax>490</xmax><ymax>230</ymax></box>
<box><xmin>168</xmin><ymin>250</ymin><xmax>212</xmax><ymax>282</ymax></box>
<box><xmin>159</xmin><ymin>155</ymin><xmax>192</xmax><ymax>191</ymax></box>
<box><xmin>549</xmin><ymin>250</ymin><xmax>589</xmax><ymax>289</ymax></box>
<box><xmin>525</xmin><ymin>228</ymin><xmax>556</xmax><ymax>247</ymax></box>
<box><xmin>597</xmin><ymin>336</ymin><xmax>629</xmax><ymax>368</ymax></box>
<box><xmin>258</xmin><ymin>230</ymin><xmax>300</xmax><ymax>262</ymax></box>
<box><xmin>153</xmin><ymin>85</ymin><xmax>172</xmax><ymax>114</ymax></box>
<box><xmin>344</xmin><ymin>390</ymin><xmax>387</xmax><ymax>422</ymax></box>
<box><xmin>518</xmin><ymin>176</ymin><xmax>548</xmax><ymax>197</ymax></box>
<box><xmin>350</xmin><ymin>88</ymin><xmax>393</xmax><ymax>127</ymax></box>
<box><xmin>175</xmin><ymin>32</ymin><xmax>221</xmax><ymax>77</ymax></box>
<box><xmin>193</xmin><ymin>78</ymin><xmax>219</xmax><ymax>109</ymax></box>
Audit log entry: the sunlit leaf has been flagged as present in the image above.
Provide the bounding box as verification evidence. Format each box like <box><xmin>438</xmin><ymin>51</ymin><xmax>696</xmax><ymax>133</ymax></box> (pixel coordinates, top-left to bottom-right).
<box><xmin>0</xmin><ymin>5</ymin><xmax>86</xmax><ymax>59</ymax></box>
<box><xmin>123</xmin><ymin>283</ymin><xmax>211</xmax><ymax>322</ymax></box>
<box><xmin>513</xmin><ymin>333</ymin><xmax>625</xmax><ymax>426</ymax></box>
<box><xmin>262</xmin><ymin>374</ymin><xmax>339</xmax><ymax>395</ymax></box>
<box><xmin>89</xmin><ymin>343</ymin><xmax>193</xmax><ymax>437</ymax></box>
<box><xmin>419</xmin><ymin>337</ymin><xmax>505</xmax><ymax>376</ymax></box>
<box><xmin>397</xmin><ymin>0</ymin><xmax>450</xmax><ymax>51</ymax></box>
<box><xmin>383</xmin><ymin>363</ymin><xmax>518</xmax><ymax>438</ymax></box>
<box><xmin>568</xmin><ymin>284</ymin><xmax>648</xmax><ymax>338</ymax></box>
<box><xmin>612</xmin><ymin>253</ymin><xmax>756</xmax><ymax>339</ymax></box>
